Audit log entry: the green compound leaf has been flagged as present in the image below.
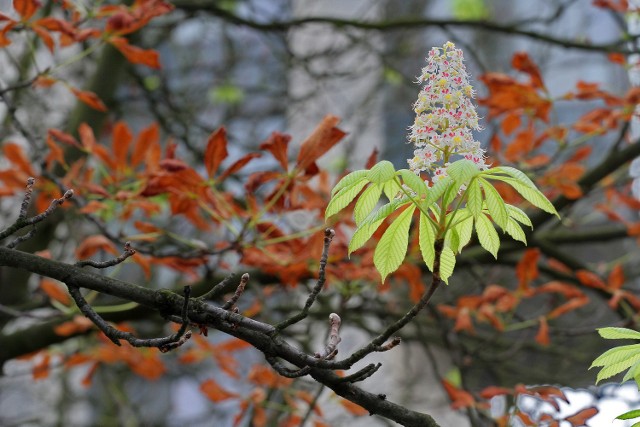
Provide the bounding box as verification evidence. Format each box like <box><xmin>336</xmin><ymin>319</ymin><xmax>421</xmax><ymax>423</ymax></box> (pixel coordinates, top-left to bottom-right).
<box><xmin>331</xmin><ymin>169</ymin><xmax>369</xmax><ymax>196</ymax></box>
<box><xmin>451</xmin><ymin>212</ymin><xmax>473</xmax><ymax>252</ymax></box>
<box><xmin>367</xmin><ymin>160</ymin><xmax>396</xmax><ymax>184</ymax></box>
<box><xmin>354</xmin><ymin>184</ymin><xmax>383</xmax><ymax>225</ymax></box>
<box><xmin>447</xmin><ymin>159</ymin><xmax>480</xmax><ymax>188</ymax></box>
<box><xmin>397</xmin><ymin>169</ymin><xmax>428</xmax><ymax>198</ymax></box>
<box><xmin>359</xmin><ymin>197</ymin><xmax>410</xmax><ymax>228</ymax></box>
<box><xmin>486</xmin><ymin>166</ymin><xmax>537</xmax><ymax>189</ymax></box>
<box><xmin>439</xmin><ymin>246</ymin><xmax>456</xmax><ymax>284</ymax></box>
<box><xmin>475</xmin><ymin>213</ymin><xmax>500</xmax><ymax>258</ymax></box>
<box><xmin>505</xmin><ymin>217</ymin><xmax>527</xmax><ymax>244</ymax></box>
<box><xmin>465</xmin><ymin>178</ymin><xmax>482</xmax><ymax>219</ymax></box>
<box><xmin>506</xmin><ymin>204</ymin><xmax>533</xmax><ymax>228</ymax></box>
<box><xmin>617</xmin><ymin>409</ymin><xmax>640</xmax><ymax>421</ymax></box>
<box><xmin>622</xmin><ymin>360</ymin><xmax>640</xmax><ymax>385</ymax></box>
<box><xmin>325</xmin><ymin>179</ymin><xmax>369</xmax><ymax>218</ymax></box>
<box><xmin>419</xmin><ymin>211</ymin><xmax>437</xmax><ymax>271</ymax></box>
<box><xmin>374</xmin><ymin>205</ymin><xmax>416</xmax><ymax>282</ymax></box>
<box><xmin>593</xmin><ymin>348</ymin><xmax>640</xmax><ymax>384</ymax></box>
<box><xmin>598</xmin><ymin>327</ymin><xmax>640</xmax><ymax>340</ymax></box>
<box><xmin>349</xmin><ymin>218</ymin><xmax>384</xmax><ymax>255</ymax></box>
<box><xmin>480</xmin><ymin>178</ymin><xmax>508</xmax><ymax>230</ymax></box>
<box><xmin>445</xmin><ymin>227</ymin><xmax>460</xmax><ymax>256</ymax></box>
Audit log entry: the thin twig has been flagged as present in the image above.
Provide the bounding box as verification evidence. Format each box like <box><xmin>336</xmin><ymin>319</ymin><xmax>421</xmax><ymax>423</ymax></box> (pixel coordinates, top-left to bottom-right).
<box><xmin>221</xmin><ymin>273</ymin><xmax>249</xmax><ymax>310</ymax></box>
<box><xmin>315</xmin><ymin>313</ymin><xmax>341</xmax><ymax>359</ymax></box>
<box><xmin>198</xmin><ymin>273</ymin><xmax>236</xmax><ymax>301</ymax></box>
<box><xmin>265</xmin><ymin>356</ymin><xmax>312</xmax><ymax>378</ymax></box>
<box><xmin>76</xmin><ymin>242</ymin><xmax>136</xmax><ymax>268</ymax></box>
<box><xmin>338</xmin><ymin>362</ymin><xmax>382</xmax><ymax>383</ymax></box>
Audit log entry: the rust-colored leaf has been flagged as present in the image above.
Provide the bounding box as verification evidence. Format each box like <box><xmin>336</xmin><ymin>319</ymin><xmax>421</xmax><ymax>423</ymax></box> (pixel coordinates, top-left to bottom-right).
<box><xmin>112</xmin><ymin>121</ymin><xmax>133</xmax><ymax>169</ymax></box>
<box><xmin>565</xmin><ymin>406</ymin><xmax>598</xmax><ymax>427</ymax></box>
<box><xmin>516</xmin><ymin>248</ymin><xmax>540</xmax><ymax>291</ymax></box>
<box><xmin>75</xmin><ymin>235</ymin><xmax>118</xmax><ymax>259</ymax></box>
<box><xmin>479</xmin><ymin>386</ymin><xmax>512</xmax><ymax>399</ymax></box>
<box><xmin>512</xmin><ymin>52</ymin><xmax>544</xmax><ymax>88</ymax></box>
<box><xmin>45</xmin><ymin>134</ymin><xmax>66</xmax><ymax>169</ymax></box>
<box><xmin>548</xmin><ymin>296</ymin><xmax>589</xmax><ymax>319</ymax></box>
<box><xmin>575</xmin><ymin>270</ymin><xmax>606</xmax><ymax>290</ymax></box>
<box><xmin>218</xmin><ymin>152</ymin><xmax>261</xmax><ymax>181</ymax></box>
<box><xmin>32</xmin><ymin>25</ymin><xmax>54</xmax><ymax>52</ymax></box>
<box><xmin>200</xmin><ymin>378</ymin><xmax>239</xmax><ymax>402</ymax></box>
<box><xmin>0</xmin><ymin>22</ymin><xmax>16</xmax><ymax>47</ymax></box>
<box><xmin>535</xmin><ymin>316</ymin><xmax>550</xmax><ymax>346</ymax></box>
<box><xmin>296</xmin><ymin>115</ymin><xmax>346</xmax><ymax>171</ymax></box>
<box><xmin>442</xmin><ymin>379</ymin><xmax>475</xmax><ymax>410</ymax></box>
<box><xmin>260</xmin><ymin>132</ymin><xmax>290</xmax><ymax>171</ymax></box>
<box><xmin>32</xmin><ymin>353</ymin><xmax>50</xmax><ymax>380</ymax></box>
<box><xmin>110</xmin><ymin>37</ymin><xmax>161</xmax><ymax>69</ymax></box>
<box><xmin>608</xmin><ymin>264</ymin><xmax>625</xmax><ymax>291</ymax></box>
<box><xmin>505</xmin><ymin>128</ymin><xmax>535</xmax><ymax>162</ymax></box>
<box><xmin>501</xmin><ymin>111</ymin><xmax>521</xmax><ymax>136</ymax></box>
<box><xmin>204</xmin><ymin>127</ymin><xmax>228</xmax><ymax>178</ymax></box>
<box><xmin>40</xmin><ymin>278</ymin><xmax>70</xmax><ymax>305</ymax></box>
<box><xmin>70</xmin><ymin>88</ymin><xmax>108</xmax><ymax>112</ymax></box>
<box><xmin>14</xmin><ymin>0</ymin><xmax>41</xmax><ymax>21</ymax></box>
<box><xmin>3</xmin><ymin>142</ymin><xmax>36</xmax><ymax>176</ymax></box>
<box><xmin>54</xmin><ymin>315</ymin><xmax>93</xmax><ymax>336</ymax></box>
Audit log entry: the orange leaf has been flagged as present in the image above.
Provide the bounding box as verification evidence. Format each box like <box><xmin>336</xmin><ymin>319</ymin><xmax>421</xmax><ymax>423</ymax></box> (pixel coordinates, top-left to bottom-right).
<box><xmin>512</xmin><ymin>52</ymin><xmax>544</xmax><ymax>88</ymax></box>
<box><xmin>71</xmin><ymin>88</ymin><xmax>107</xmax><ymax>112</ymax></box>
<box><xmin>0</xmin><ymin>22</ymin><xmax>16</xmax><ymax>47</ymax></box>
<box><xmin>131</xmin><ymin>122</ymin><xmax>160</xmax><ymax>167</ymax></box>
<box><xmin>45</xmin><ymin>134</ymin><xmax>66</xmax><ymax>169</ymax></box>
<box><xmin>48</xmin><ymin>128</ymin><xmax>79</xmax><ymax>147</ymax></box>
<box><xmin>505</xmin><ymin>128</ymin><xmax>535</xmax><ymax>162</ymax></box>
<box><xmin>40</xmin><ymin>278</ymin><xmax>70</xmax><ymax>305</ymax></box>
<box><xmin>32</xmin><ymin>353</ymin><xmax>50</xmax><ymax>380</ymax></box>
<box><xmin>218</xmin><ymin>152</ymin><xmax>261</xmax><ymax>181</ymax></box>
<box><xmin>565</xmin><ymin>406</ymin><xmax>598</xmax><ymax>427</ymax></box>
<box><xmin>54</xmin><ymin>315</ymin><xmax>93</xmax><ymax>336</ymax></box>
<box><xmin>535</xmin><ymin>316</ymin><xmax>550</xmax><ymax>346</ymax></box>
<box><xmin>110</xmin><ymin>37</ymin><xmax>161</xmax><ymax>68</ymax></box>
<box><xmin>31</xmin><ymin>25</ymin><xmax>54</xmax><ymax>52</ymax></box>
<box><xmin>516</xmin><ymin>248</ymin><xmax>540</xmax><ymax>291</ymax></box>
<box><xmin>260</xmin><ymin>132</ymin><xmax>290</xmax><ymax>171</ymax></box>
<box><xmin>608</xmin><ymin>264</ymin><xmax>625</xmax><ymax>290</ymax></box>
<box><xmin>14</xmin><ymin>0</ymin><xmax>41</xmax><ymax>21</ymax></box>
<box><xmin>3</xmin><ymin>142</ymin><xmax>36</xmax><ymax>176</ymax></box>
<box><xmin>479</xmin><ymin>386</ymin><xmax>512</xmax><ymax>399</ymax></box>
<box><xmin>112</xmin><ymin>121</ymin><xmax>133</xmax><ymax>169</ymax></box>
<box><xmin>339</xmin><ymin>399</ymin><xmax>368</xmax><ymax>416</ymax></box>
<box><xmin>296</xmin><ymin>115</ymin><xmax>346</xmax><ymax>171</ymax></box>
<box><xmin>204</xmin><ymin>127</ymin><xmax>228</xmax><ymax>178</ymax></box>
<box><xmin>442</xmin><ymin>379</ymin><xmax>475</xmax><ymax>410</ymax></box>
<box><xmin>75</xmin><ymin>234</ymin><xmax>118</xmax><ymax>259</ymax></box>
<box><xmin>575</xmin><ymin>270</ymin><xmax>606</xmax><ymax>290</ymax></box>
<box><xmin>548</xmin><ymin>296</ymin><xmax>589</xmax><ymax>319</ymax></box>
<box><xmin>200</xmin><ymin>378</ymin><xmax>239</xmax><ymax>402</ymax></box>
<box><xmin>501</xmin><ymin>111</ymin><xmax>521</xmax><ymax>136</ymax></box>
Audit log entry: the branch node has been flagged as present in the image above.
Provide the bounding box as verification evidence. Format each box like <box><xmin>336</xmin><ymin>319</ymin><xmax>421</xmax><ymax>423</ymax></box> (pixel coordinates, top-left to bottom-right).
<box><xmin>76</xmin><ymin>241</ymin><xmax>136</xmax><ymax>269</ymax></box>
<box><xmin>222</xmin><ymin>272</ymin><xmax>249</xmax><ymax>310</ymax></box>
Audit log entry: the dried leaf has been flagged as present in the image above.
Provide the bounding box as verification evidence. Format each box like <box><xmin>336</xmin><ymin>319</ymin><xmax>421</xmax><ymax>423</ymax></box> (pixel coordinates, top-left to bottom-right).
<box><xmin>296</xmin><ymin>115</ymin><xmax>346</xmax><ymax>171</ymax></box>
<box><xmin>75</xmin><ymin>235</ymin><xmax>118</xmax><ymax>259</ymax></box>
<box><xmin>112</xmin><ymin>121</ymin><xmax>133</xmax><ymax>169</ymax></box>
<box><xmin>442</xmin><ymin>379</ymin><xmax>475</xmax><ymax>409</ymax></box>
<box><xmin>110</xmin><ymin>37</ymin><xmax>161</xmax><ymax>68</ymax></box>
<box><xmin>260</xmin><ymin>132</ymin><xmax>290</xmax><ymax>171</ymax></box>
<box><xmin>535</xmin><ymin>316</ymin><xmax>550</xmax><ymax>346</ymax></box>
<box><xmin>565</xmin><ymin>406</ymin><xmax>598</xmax><ymax>426</ymax></box>
<box><xmin>200</xmin><ymin>378</ymin><xmax>239</xmax><ymax>402</ymax></box>
<box><xmin>70</xmin><ymin>88</ymin><xmax>107</xmax><ymax>112</ymax></box>
<box><xmin>204</xmin><ymin>127</ymin><xmax>228</xmax><ymax>178</ymax></box>
<box><xmin>40</xmin><ymin>278</ymin><xmax>70</xmax><ymax>305</ymax></box>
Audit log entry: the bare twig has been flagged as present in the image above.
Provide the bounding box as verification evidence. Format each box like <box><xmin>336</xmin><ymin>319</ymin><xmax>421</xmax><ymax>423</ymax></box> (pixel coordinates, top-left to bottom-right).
<box><xmin>275</xmin><ymin>228</ymin><xmax>335</xmax><ymax>331</ymax></box>
<box><xmin>266</xmin><ymin>356</ymin><xmax>312</xmax><ymax>378</ymax></box>
<box><xmin>339</xmin><ymin>362</ymin><xmax>382</xmax><ymax>384</ymax></box>
<box><xmin>222</xmin><ymin>273</ymin><xmax>249</xmax><ymax>310</ymax></box>
<box><xmin>76</xmin><ymin>242</ymin><xmax>136</xmax><ymax>268</ymax></box>
<box><xmin>67</xmin><ymin>284</ymin><xmax>192</xmax><ymax>352</ymax></box>
<box><xmin>315</xmin><ymin>313</ymin><xmax>341</xmax><ymax>359</ymax></box>
<box><xmin>198</xmin><ymin>273</ymin><xmax>236</xmax><ymax>301</ymax></box>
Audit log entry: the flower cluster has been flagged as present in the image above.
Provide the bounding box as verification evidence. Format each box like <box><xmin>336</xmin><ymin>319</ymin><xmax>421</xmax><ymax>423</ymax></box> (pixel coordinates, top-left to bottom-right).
<box><xmin>408</xmin><ymin>41</ymin><xmax>488</xmax><ymax>181</ymax></box>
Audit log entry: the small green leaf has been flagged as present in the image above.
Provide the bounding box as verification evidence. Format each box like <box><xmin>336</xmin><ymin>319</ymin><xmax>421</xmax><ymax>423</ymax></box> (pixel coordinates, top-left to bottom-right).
<box><xmin>506</xmin><ymin>204</ymin><xmax>533</xmax><ymax>228</ymax></box>
<box><xmin>591</xmin><ymin>344</ymin><xmax>640</xmax><ymax>368</ymax></box>
<box><xmin>475</xmin><ymin>213</ymin><xmax>500</xmax><ymax>258</ymax></box>
<box><xmin>439</xmin><ymin>246</ymin><xmax>456</xmax><ymax>284</ymax></box>
<box><xmin>367</xmin><ymin>161</ymin><xmax>396</xmax><ymax>184</ymax></box>
<box><xmin>398</xmin><ymin>169</ymin><xmax>428</xmax><ymax>198</ymax></box>
<box><xmin>419</xmin><ymin>212</ymin><xmax>436</xmax><ymax>271</ymax></box>
<box><xmin>485</xmin><ymin>166</ymin><xmax>537</xmax><ymax>189</ymax></box>
<box><xmin>445</xmin><ymin>227</ymin><xmax>460</xmax><ymax>255</ymax></box>
<box><xmin>354</xmin><ymin>184</ymin><xmax>382</xmax><ymax>225</ymax></box>
<box><xmin>595</xmin><ymin>351</ymin><xmax>640</xmax><ymax>384</ymax></box>
<box><xmin>325</xmin><ymin>179</ymin><xmax>368</xmax><ymax>218</ymax></box>
<box><xmin>465</xmin><ymin>179</ymin><xmax>482</xmax><ymax>219</ymax></box>
<box><xmin>488</xmin><ymin>176</ymin><xmax>558</xmax><ymax>217</ymax></box>
<box><xmin>374</xmin><ymin>205</ymin><xmax>416</xmax><ymax>281</ymax></box>
<box><xmin>331</xmin><ymin>170</ymin><xmax>369</xmax><ymax>196</ymax></box>
<box><xmin>480</xmin><ymin>178</ymin><xmax>508</xmax><ymax>230</ymax></box>
<box><xmin>598</xmin><ymin>327</ymin><xmax>640</xmax><ymax>340</ymax></box>
<box><xmin>622</xmin><ymin>360</ymin><xmax>640</xmax><ymax>384</ymax></box>
<box><xmin>505</xmin><ymin>217</ymin><xmax>527</xmax><ymax>244</ymax></box>
<box><xmin>359</xmin><ymin>198</ymin><xmax>410</xmax><ymax>228</ymax></box>
<box><xmin>453</xmin><ymin>212</ymin><xmax>473</xmax><ymax>252</ymax></box>
<box><xmin>447</xmin><ymin>159</ymin><xmax>480</xmax><ymax>188</ymax></box>
<box><xmin>617</xmin><ymin>409</ymin><xmax>640</xmax><ymax>421</ymax></box>
<box><xmin>349</xmin><ymin>218</ymin><xmax>384</xmax><ymax>255</ymax></box>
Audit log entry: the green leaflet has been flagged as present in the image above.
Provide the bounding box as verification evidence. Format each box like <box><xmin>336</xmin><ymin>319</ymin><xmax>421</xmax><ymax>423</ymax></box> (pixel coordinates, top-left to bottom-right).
<box><xmin>451</xmin><ymin>212</ymin><xmax>473</xmax><ymax>252</ymax></box>
<box><xmin>617</xmin><ymin>409</ymin><xmax>640</xmax><ymax>421</ymax></box>
<box><xmin>354</xmin><ymin>184</ymin><xmax>382</xmax><ymax>225</ymax></box>
<box><xmin>486</xmin><ymin>175</ymin><xmax>558</xmax><ymax>217</ymax></box>
<box><xmin>440</xmin><ymin>246</ymin><xmax>456</xmax><ymax>284</ymax></box>
<box><xmin>445</xmin><ymin>227</ymin><xmax>460</xmax><ymax>256</ymax></box>
<box><xmin>349</xmin><ymin>218</ymin><xmax>384</xmax><ymax>255</ymax></box>
<box><xmin>424</xmin><ymin>175</ymin><xmax>453</xmax><ymax>207</ymax></box>
<box><xmin>331</xmin><ymin>170</ymin><xmax>369</xmax><ymax>196</ymax></box>
<box><xmin>591</xmin><ymin>344</ymin><xmax>640</xmax><ymax>368</ymax></box>
<box><xmin>447</xmin><ymin>159</ymin><xmax>480</xmax><ymax>188</ymax></box>
<box><xmin>479</xmin><ymin>178</ymin><xmax>508</xmax><ymax>230</ymax></box>
<box><xmin>374</xmin><ymin>205</ymin><xmax>416</xmax><ymax>281</ymax></box>
<box><xmin>325</xmin><ymin>179</ymin><xmax>368</xmax><ymax>218</ymax></box>
<box><xmin>383</xmin><ymin>180</ymin><xmax>402</xmax><ymax>201</ymax></box>
<box><xmin>419</xmin><ymin>211</ymin><xmax>436</xmax><ymax>271</ymax></box>
<box><xmin>398</xmin><ymin>169</ymin><xmax>428</xmax><ymax>198</ymax></box>
<box><xmin>505</xmin><ymin>217</ymin><xmax>527</xmax><ymax>244</ymax></box>
<box><xmin>622</xmin><ymin>360</ymin><xmax>640</xmax><ymax>385</ymax></box>
<box><xmin>465</xmin><ymin>178</ymin><xmax>482</xmax><ymax>219</ymax></box>
<box><xmin>485</xmin><ymin>166</ymin><xmax>537</xmax><ymax>189</ymax></box>
<box><xmin>359</xmin><ymin>197</ymin><xmax>410</xmax><ymax>228</ymax></box>
<box><xmin>475</xmin><ymin>213</ymin><xmax>500</xmax><ymax>258</ymax></box>
<box><xmin>367</xmin><ymin>160</ymin><xmax>396</xmax><ymax>184</ymax></box>
<box><xmin>598</xmin><ymin>327</ymin><xmax>640</xmax><ymax>340</ymax></box>
<box><xmin>506</xmin><ymin>204</ymin><xmax>533</xmax><ymax>228</ymax></box>
<box><xmin>594</xmin><ymin>350</ymin><xmax>640</xmax><ymax>384</ymax></box>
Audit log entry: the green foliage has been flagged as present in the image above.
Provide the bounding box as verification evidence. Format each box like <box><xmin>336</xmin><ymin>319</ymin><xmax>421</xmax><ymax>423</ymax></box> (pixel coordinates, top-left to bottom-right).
<box><xmin>326</xmin><ymin>160</ymin><xmax>557</xmax><ymax>282</ymax></box>
<box><xmin>591</xmin><ymin>328</ymin><xmax>640</xmax><ymax>386</ymax></box>
<box><xmin>452</xmin><ymin>0</ymin><xmax>489</xmax><ymax>20</ymax></box>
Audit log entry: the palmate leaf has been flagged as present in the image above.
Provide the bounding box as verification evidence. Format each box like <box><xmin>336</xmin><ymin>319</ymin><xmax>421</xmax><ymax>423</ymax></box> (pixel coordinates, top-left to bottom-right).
<box><xmin>465</xmin><ymin>179</ymin><xmax>482</xmax><ymax>219</ymax></box>
<box><xmin>506</xmin><ymin>204</ymin><xmax>533</xmax><ymax>228</ymax></box>
<box><xmin>397</xmin><ymin>169</ymin><xmax>428</xmax><ymax>198</ymax></box>
<box><xmin>440</xmin><ymin>246</ymin><xmax>456</xmax><ymax>284</ymax></box>
<box><xmin>447</xmin><ymin>159</ymin><xmax>480</xmax><ymax>188</ymax></box>
<box><xmin>374</xmin><ymin>205</ymin><xmax>416</xmax><ymax>281</ymax></box>
<box><xmin>354</xmin><ymin>184</ymin><xmax>382</xmax><ymax>225</ymax></box>
<box><xmin>359</xmin><ymin>197</ymin><xmax>410</xmax><ymax>228</ymax></box>
<box><xmin>331</xmin><ymin>169</ymin><xmax>369</xmax><ymax>196</ymax></box>
<box><xmin>367</xmin><ymin>160</ymin><xmax>396</xmax><ymax>184</ymax></box>
<box><xmin>479</xmin><ymin>178</ymin><xmax>508</xmax><ymax>229</ymax></box>
<box><xmin>505</xmin><ymin>217</ymin><xmax>527</xmax><ymax>244</ymax></box>
<box><xmin>325</xmin><ymin>179</ymin><xmax>369</xmax><ymax>218</ymax></box>
<box><xmin>485</xmin><ymin>175</ymin><xmax>558</xmax><ymax>217</ymax></box>
<box><xmin>419</xmin><ymin>211</ymin><xmax>436</xmax><ymax>270</ymax></box>
<box><xmin>382</xmin><ymin>179</ymin><xmax>402</xmax><ymax>201</ymax></box>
